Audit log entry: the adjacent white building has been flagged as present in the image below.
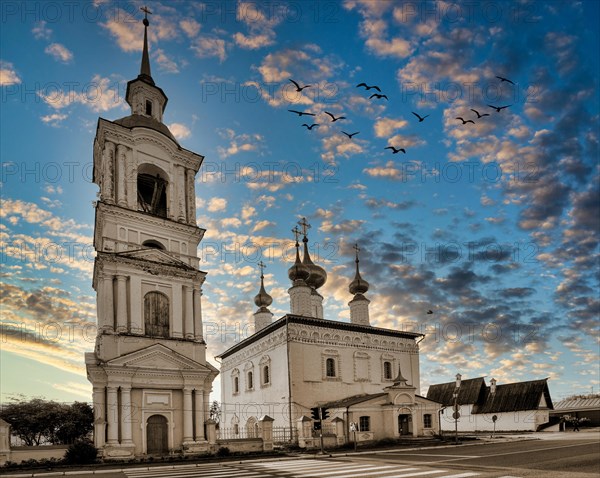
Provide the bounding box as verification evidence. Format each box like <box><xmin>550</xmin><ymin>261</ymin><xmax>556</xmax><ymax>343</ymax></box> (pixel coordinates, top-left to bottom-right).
<box><xmin>217</xmin><ymin>226</ymin><xmax>441</xmax><ymax>440</ymax></box>
<box><xmin>85</xmin><ymin>15</ymin><xmax>218</xmax><ymax>459</ymax></box>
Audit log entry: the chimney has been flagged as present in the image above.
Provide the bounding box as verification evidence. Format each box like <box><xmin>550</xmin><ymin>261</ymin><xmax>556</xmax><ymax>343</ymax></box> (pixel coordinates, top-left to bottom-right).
<box><xmin>490</xmin><ymin>378</ymin><xmax>497</xmax><ymax>394</ymax></box>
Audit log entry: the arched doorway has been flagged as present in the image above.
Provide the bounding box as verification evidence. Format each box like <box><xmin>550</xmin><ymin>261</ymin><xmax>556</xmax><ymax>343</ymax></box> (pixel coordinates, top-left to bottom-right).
<box><xmin>146</xmin><ymin>415</ymin><xmax>168</xmax><ymax>455</ymax></box>
<box><xmin>398</xmin><ymin>414</ymin><xmax>411</xmax><ymax>435</ymax></box>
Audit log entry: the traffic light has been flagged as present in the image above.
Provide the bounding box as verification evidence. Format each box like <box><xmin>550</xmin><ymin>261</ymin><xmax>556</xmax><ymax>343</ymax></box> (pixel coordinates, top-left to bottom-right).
<box><xmin>321</xmin><ymin>407</ymin><xmax>330</xmax><ymax>420</ymax></box>
<box><xmin>310</xmin><ymin>407</ymin><xmax>320</xmax><ymax>421</ymax></box>
<box><xmin>313</xmin><ymin>421</ymin><xmax>321</xmax><ymax>431</ymax></box>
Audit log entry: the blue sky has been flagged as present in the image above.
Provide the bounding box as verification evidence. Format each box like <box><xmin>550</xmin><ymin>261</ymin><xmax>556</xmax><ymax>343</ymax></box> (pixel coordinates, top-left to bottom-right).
<box><xmin>1</xmin><ymin>0</ymin><xmax>598</xmax><ymax>405</ymax></box>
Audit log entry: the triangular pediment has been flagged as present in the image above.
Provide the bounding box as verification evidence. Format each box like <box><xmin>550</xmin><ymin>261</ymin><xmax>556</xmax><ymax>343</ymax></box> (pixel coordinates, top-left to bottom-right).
<box><xmin>107</xmin><ymin>344</ymin><xmax>205</xmax><ymax>371</ymax></box>
<box><xmin>118</xmin><ymin>248</ymin><xmax>193</xmax><ymax>268</ymax></box>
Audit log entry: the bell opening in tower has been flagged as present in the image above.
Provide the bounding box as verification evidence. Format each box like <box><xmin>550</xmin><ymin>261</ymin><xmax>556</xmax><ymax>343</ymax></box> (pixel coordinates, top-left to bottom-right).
<box><xmin>137</xmin><ymin>173</ymin><xmax>167</xmax><ymax>217</ymax></box>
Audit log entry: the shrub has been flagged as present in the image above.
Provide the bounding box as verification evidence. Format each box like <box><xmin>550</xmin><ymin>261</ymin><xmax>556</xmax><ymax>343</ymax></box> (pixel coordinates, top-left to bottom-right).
<box><xmin>216</xmin><ymin>446</ymin><xmax>230</xmax><ymax>457</ymax></box>
<box><xmin>64</xmin><ymin>440</ymin><xmax>98</xmax><ymax>464</ymax></box>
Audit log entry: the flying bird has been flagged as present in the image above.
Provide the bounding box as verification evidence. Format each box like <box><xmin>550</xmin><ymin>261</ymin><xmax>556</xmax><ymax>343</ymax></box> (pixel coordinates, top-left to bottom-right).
<box><xmin>496</xmin><ymin>75</ymin><xmax>515</xmax><ymax>85</ymax></box>
<box><xmin>385</xmin><ymin>146</ymin><xmax>406</xmax><ymax>154</ymax></box>
<box><xmin>301</xmin><ymin>123</ymin><xmax>319</xmax><ymax>130</ymax></box>
<box><xmin>487</xmin><ymin>104</ymin><xmax>512</xmax><ymax>112</ymax></box>
<box><xmin>341</xmin><ymin>131</ymin><xmax>359</xmax><ymax>139</ymax></box>
<box><xmin>356</xmin><ymin>82</ymin><xmax>381</xmax><ymax>92</ymax></box>
<box><xmin>470</xmin><ymin>108</ymin><xmax>490</xmax><ymax>118</ymax></box>
<box><xmin>324</xmin><ymin>111</ymin><xmax>346</xmax><ymax>122</ymax></box>
<box><xmin>456</xmin><ymin>117</ymin><xmax>475</xmax><ymax>124</ymax></box>
<box><xmin>289</xmin><ymin>79</ymin><xmax>311</xmax><ymax>92</ymax></box>
<box><xmin>426</xmin><ymin>310</ymin><xmax>433</xmax><ymax>314</ymax></box>
<box><xmin>412</xmin><ymin>111</ymin><xmax>429</xmax><ymax>122</ymax></box>
<box><xmin>369</xmin><ymin>93</ymin><xmax>388</xmax><ymax>100</ymax></box>
<box><xmin>288</xmin><ymin>109</ymin><xmax>315</xmax><ymax>116</ymax></box>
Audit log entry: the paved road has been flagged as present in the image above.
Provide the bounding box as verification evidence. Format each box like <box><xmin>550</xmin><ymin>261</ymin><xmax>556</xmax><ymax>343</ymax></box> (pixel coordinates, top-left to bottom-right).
<box><xmin>348</xmin><ymin>434</ymin><xmax>600</xmax><ymax>477</ymax></box>
<box><xmin>121</xmin><ymin>458</ymin><xmax>488</xmax><ymax>478</ymax></box>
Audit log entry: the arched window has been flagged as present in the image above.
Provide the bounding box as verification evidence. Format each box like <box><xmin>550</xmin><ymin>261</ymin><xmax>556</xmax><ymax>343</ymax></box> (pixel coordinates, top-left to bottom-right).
<box><xmin>142</xmin><ymin>239</ymin><xmax>165</xmax><ymax>250</ymax></box>
<box><xmin>247</xmin><ymin>371</ymin><xmax>253</xmax><ymax>390</ymax></box>
<box><xmin>326</xmin><ymin>358</ymin><xmax>336</xmax><ymax>377</ymax></box>
<box><xmin>263</xmin><ymin>365</ymin><xmax>270</xmax><ymax>385</ymax></box>
<box><xmin>144</xmin><ymin>291</ymin><xmax>169</xmax><ymax>338</ymax></box>
<box><xmin>383</xmin><ymin>361</ymin><xmax>392</xmax><ymax>380</ymax></box>
<box><xmin>145</xmin><ymin>100</ymin><xmax>153</xmax><ymax>116</ymax></box>
<box><xmin>234</xmin><ymin>376</ymin><xmax>239</xmax><ymax>394</ymax></box>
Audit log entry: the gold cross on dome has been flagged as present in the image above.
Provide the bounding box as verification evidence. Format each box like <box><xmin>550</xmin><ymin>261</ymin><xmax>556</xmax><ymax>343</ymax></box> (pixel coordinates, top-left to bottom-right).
<box><xmin>140</xmin><ymin>5</ymin><xmax>152</xmax><ymax>19</ymax></box>
<box><xmin>291</xmin><ymin>226</ymin><xmax>301</xmax><ymax>242</ymax></box>
<box><xmin>298</xmin><ymin>217</ymin><xmax>311</xmax><ymax>236</ymax></box>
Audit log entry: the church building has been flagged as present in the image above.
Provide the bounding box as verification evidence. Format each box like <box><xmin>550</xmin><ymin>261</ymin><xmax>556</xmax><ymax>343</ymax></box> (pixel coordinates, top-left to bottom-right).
<box><xmin>85</xmin><ymin>12</ymin><xmax>218</xmax><ymax>459</ymax></box>
<box><xmin>218</xmin><ymin>220</ymin><xmax>441</xmax><ymax>440</ymax></box>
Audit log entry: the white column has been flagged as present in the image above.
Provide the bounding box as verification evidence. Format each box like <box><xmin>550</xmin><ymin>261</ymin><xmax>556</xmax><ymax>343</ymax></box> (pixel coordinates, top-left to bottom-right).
<box><xmin>168</xmin><ymin>179</ymin><xmax>176</xmax><ymax>221</ymax></box>
<box><xmin>106</xmin><ymin>386</ymin><xmax>119</xmax><ymax>445</ymax></box>
<box><xmin>177</xmin><ymin>165</ymin><xmax>186</xmax><ymax>222</ymax></box>
<box><xmin>115</xmin><ymin>275</ymin><xmax>128</xmax><ymax>333</ymax></box>
<box><xmin>184</xmin><ymin>285</ymin><xmax>194</xmax><ymax>339</ymax></box>
<box><xmin>103</xmin><ymin>141</ymin><xmax>115</xmax><ymax>204</ymax></box>
<box><xmin>203</xmin><ymin>390</ymin><xmax>210</xmax><ymax>421</ymax></box>
<box><xmin>126</xmin><ymin>148</ymin><xmax>136</xmax><ymax>210</ymax></box>
<box><xmin>193</xmin><ymin>288</ymin><xmax>203</xmax><ymax>341</ymax></box>
<box><xmin>194</xmin><ymin>389</ymin><xmax>205</xmax><ymax>441</ymax></box>
<box><xmin>92</xmin><ymin>387</ymin><xmax>106</xmax><ymax>448</ymax></box>
<box><xmin>102</xmin><ymin>274</ymin><xmax>115</xmax><ymax>332</ymax></box>
<box><xmin>129</xmin><ymin>275</ymin><xmax>142</xmax><ymax>334</ymax></box>
<box><xmin>183</xmin><ymin>388</ymin><xmax>193</xmax><ymax>442</ymax></box>
<box><xmin>120</xmin><ymin>386</ymin><xmax>133</xmax><ymax>445</ymax></box>
<box><xmin>172</xmin><ymin>283</ymin><xmax>183</xmax><ymax>338</ymax></box>
<box><xmin>186</xmin><ymin>168</ymin><xmax>196</xmax><ymax>225</ymax></box>
<box><xmin>116</xmin><ymin>144</ymin><xmax>127</xmax><ymax>207</ymax></box>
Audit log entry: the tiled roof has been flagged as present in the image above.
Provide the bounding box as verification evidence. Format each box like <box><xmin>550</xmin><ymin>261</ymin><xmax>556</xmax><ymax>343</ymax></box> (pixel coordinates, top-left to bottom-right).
<box><xmin>475</xmin><ymin>379</ymin><xmax>552</xmax><ymax>414</ymax></box>
<box><xmin>426</xmin><ymin>377</ymin><xmax>486</xmax><ymax>406</ymax></box>
<box><xmin>553</xmin><ymin>397</ymin><xmax>600</xmax><ymax>411</ymax></box>
<box><xmin>320</xmin><ymin>393</ymin><xmax>387</xmax><ymax>409</ymax></box>
<box><xmin>217</xmin><ymin>315</ymin><xmax>423</xmax><ymax>359</ymax></box>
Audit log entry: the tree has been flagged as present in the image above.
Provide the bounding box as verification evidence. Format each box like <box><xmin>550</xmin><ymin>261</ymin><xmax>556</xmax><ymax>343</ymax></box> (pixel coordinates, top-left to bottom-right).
<box><xmin>209</xmin><ymin>400</ymin><xmax>221</xmax><ymax>425</ymax></box>
<box><xmin>0</xmin><ymin>398</ymin><xmax>93</xmax><ymax>445</ymax></box>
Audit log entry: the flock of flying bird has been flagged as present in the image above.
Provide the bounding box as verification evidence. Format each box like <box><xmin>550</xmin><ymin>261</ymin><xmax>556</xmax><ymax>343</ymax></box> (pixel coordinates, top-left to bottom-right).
<box><xmin>286</xmin><ymin>75</ymin><xmax>515</xmax><ymax>155</ymax></box>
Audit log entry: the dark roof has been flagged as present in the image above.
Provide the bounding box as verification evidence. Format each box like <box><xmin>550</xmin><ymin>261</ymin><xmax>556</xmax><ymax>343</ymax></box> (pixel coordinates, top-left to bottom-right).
<box><xmin>320</xmin><ymin>393</ymin><xmax>387</xmax><ymax>409</ymax></box>
<box><xmin>475</xmin><ymin>379</ymin><xmax>553</xmax><ymax>414</ymax></box>
<box><xmin>113</xmin><ymin>114</ymin><xmax>179</xmax><ymax>144</ymax></box>
<box><xmin>426</xmin><ymin>377</ymin><xmax>486</xmax><ymax>406</ymax></box>
<box><xmin>216</xmin><ymin>315</ymin><xmax>423</xmax><ymax>359</ymax></box>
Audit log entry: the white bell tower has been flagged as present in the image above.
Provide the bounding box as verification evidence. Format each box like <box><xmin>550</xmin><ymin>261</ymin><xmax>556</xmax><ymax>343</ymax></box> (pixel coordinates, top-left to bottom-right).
<box><xmin>85</xmin><ymin>7</ymin><xmax>218</xmax><ymax>459</ymax></box>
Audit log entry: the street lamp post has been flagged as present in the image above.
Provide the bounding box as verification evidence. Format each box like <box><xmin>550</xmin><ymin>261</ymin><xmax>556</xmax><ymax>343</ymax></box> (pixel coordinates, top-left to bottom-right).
<box><xmin>453</xmin><ymin>373</ymin><xmax>462</xmax><ymax>445</ymax></box>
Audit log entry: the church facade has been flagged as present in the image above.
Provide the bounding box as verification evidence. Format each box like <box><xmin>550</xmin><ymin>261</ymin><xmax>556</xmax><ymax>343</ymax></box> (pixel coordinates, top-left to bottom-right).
<box><xmin>85</xmin><ymin>14</ymin><xmax>218</xmax><ymax>459</ymax></box>
<box><xmin>218</xmin><ymin>225</ymin><xmax>440</xmax><ymax>440</ymax></box>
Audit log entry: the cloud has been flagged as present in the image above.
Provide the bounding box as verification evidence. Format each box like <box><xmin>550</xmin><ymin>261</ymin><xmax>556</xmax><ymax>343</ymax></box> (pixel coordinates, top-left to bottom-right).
<box><xmin>207</xmin><ymin>197</ymin><xmax>227</xmax><ymax>213</ymax></box>
<box><xmin>373</xmin><ymin>117</ymin><xmax>408</xmax><ymax>138</ymax></box>
<box><xmin>45</xmin><ymin>43</ymin><xmax>73</xmax><ymax>63</ymax></box>
<box><xmin>0</xmin><ymin>61</ymin><xmax>21</xmax><ymax>86</ymax></box>
<box><xmin>180</xmin><ymin>18</ymin><xmax>201</xmax><ymax>38</ymax></box>
<box><xmin>168</xmin><ymin>122</ymin><xmax>191</xmax><ymax>140</ymax></box>
<box><xmin>216</xmin><ymin>128</ymin><xmax>266</xmax><ymax>158</ymax></box>
<box><xmin>32</xmin><ymin>21</ymin><xmax>52</xmax><ymax>40</ymax></box>
<box><xmin>40</xmin><ymin>113</ymin><xmax>68</xmax><ymax>127</ymax></box>
<box><xmin>191</xmin><ymin>36</ymin><xmax>227</xmax><ymax>62</ymax></box>
<box><xmin>251</xmin><ymin>220</ymin><xmax>275</xmax><ymax>233</ymax></box>
<box><xmin>38</xmin><ymin>74</ymin><xmax>124</xmax><ymax>112</ymax></box>
<box><xmin>154</xmin><ymin>48</ymin><xmax>179</xmax><ymax>73</ymax></box>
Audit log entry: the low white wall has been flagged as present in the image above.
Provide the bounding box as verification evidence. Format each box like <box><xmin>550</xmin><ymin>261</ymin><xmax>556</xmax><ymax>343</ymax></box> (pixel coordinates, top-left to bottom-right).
<box><xmin>5</xmin><ymin>446</ymin><xmax>68</xmax><ymax>465</ymax></box>
<box><xmin>440</xmin><ymin>406</ymin><xmax>549</xmax><ymax>432</ymax></box>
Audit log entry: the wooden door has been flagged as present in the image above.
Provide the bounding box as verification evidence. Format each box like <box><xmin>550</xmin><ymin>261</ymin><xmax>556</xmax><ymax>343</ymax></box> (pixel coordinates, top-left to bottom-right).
<box><xmin>146</xmin><ymin>415</ymin><xmax>168</xmax><ymax>455</ymax></box>
<box><xmin>398</xmin><ymin>414</ymin><xmax>410</xmax><ymax>435</ymax></box>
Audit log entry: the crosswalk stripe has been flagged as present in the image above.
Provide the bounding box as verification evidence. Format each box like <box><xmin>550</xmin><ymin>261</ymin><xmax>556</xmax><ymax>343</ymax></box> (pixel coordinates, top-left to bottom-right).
<box><xmin>342</xmin><ymin>467</ymin><xmax>421</xmax><ymax>478</ymax></box>
<box><xmin>294</xmin><ymin>464</ymin><xmax>399</xmax><ymax>476</ymax></box>
<box><xmin>437</xmin><ymin>473</ymin><xmax>480</xmax><ymax>478</ymax></box>
<box><xmin>387</xmin><ymin>471</ymin><xmax>449</xmax><ymax>478</ymax></box>
<box><xmin>126</xmin><ymin>469</ymin><xmax>259</xmax><ymax>478</ymax></box>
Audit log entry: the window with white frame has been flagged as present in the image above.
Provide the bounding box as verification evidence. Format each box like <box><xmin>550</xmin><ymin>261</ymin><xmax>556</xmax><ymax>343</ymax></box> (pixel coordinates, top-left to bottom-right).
<box><xmin>259</xmin><ymin>355</ymin><xmax>271</xmax><ymax>387</ymax></box>
<box><xmin>231</xmin><ymin>368</ymin><xmax>240</xmax><ymax>395</ymax></box>
<box><xmin>323</xmin><ymin>349</ymin><xmax>340</xmax><ymax>380</ymax></box>
<box><xmin>244</xmin><ymin>362</ymin><xmax>254</xmax><ymax>391</ymax></box>
<box><xmin>423</xmin><ymin>414</ymin><xmax>432</xmax><ymax>428</ymax></box>
<box><xmin>383</xmin><ymin>361</ymin><xmax>393</xmax><ymax>380</ymax></box>
<box><xmin>326</xmin><ymin>357</ymin><xmax>336</xmax><ymax>377</ymax></box>
<box><xmin>359</xmin><ymin>416</ymin><xmax>371</xmax><ymax>431</ymax></box>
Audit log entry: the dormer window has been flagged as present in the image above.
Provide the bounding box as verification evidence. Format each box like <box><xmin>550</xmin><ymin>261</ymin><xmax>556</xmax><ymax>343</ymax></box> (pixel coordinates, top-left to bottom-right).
<box><xmin>145</xmin><ymin>100</ymin><xmax>153</xmax><ymax>116</ymax></box>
